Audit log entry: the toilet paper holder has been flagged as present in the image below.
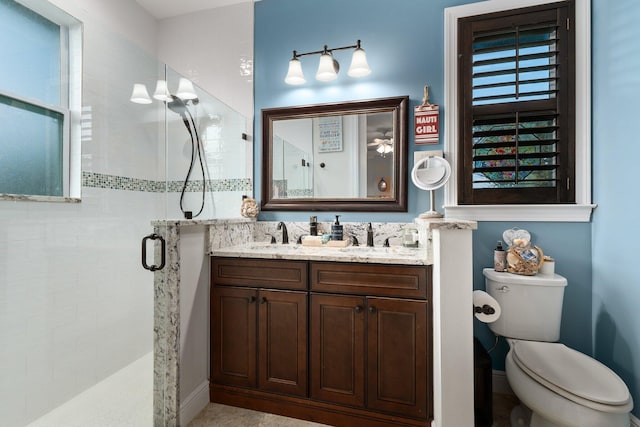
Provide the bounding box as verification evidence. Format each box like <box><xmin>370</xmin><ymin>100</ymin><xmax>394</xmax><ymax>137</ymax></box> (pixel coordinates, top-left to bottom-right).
<box><xmin>474</xmin><ymin>304</ymin><xmax>496</xmax><ymax>315</ymax></box>
<box><xmin>472</xmin><ymin>290</ymin><xmax>501</xmax><ymax>323</ymax></box>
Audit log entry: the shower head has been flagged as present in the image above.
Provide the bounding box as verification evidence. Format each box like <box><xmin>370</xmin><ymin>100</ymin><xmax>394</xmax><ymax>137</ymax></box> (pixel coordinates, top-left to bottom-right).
<box><xmin>167</xmin><ymin>95</ymin><xmax>188</xmax><ymax>119</ymax></box>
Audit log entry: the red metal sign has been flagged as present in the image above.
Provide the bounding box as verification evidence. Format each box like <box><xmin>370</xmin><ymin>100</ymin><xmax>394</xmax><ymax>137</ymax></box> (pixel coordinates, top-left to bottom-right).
<box><xmin>414</xmin><ymin>105</ymin><xmax>439</xmax><ymax>144</ymax></box>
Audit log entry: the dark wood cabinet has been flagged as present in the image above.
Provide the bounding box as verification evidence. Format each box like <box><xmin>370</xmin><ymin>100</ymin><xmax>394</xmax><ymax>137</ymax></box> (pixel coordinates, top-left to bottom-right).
<box><xmin>258</xmin><ymin>289</ymin><xmax>307</xmax><ymax>396</ymax></box>
<box><xmin>366</xmin><ymin>297</ymin><xmax>429</xmax><ymax>419</ymax></box>
<box><xmin>310</xmin><ymin>293</ymin><xmax>366</xmax><ymax>407</ymax></box>
<box><xmin>210</xmin><ymin>258</ymin><xmax>308</xmax><ymax>398</ymax></box>
<box><xmin>211</xmin><ymin>257</ymin><xmax>432</xmax><ymax>427</ymax></box>
<box><xmin>211</xmin><ymin>286</ymin><xmax>257</xmax><ymax>388</ymax></box>
<box><xmin>310</xmin><ymin>294</ymin><xmax>429</xmax><ymax>419</ymax></box>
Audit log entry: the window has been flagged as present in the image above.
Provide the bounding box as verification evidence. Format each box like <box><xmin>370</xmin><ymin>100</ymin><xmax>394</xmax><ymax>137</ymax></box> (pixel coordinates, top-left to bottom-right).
<box><xmin>459</xmin><ymin>3</ymin><xmax>573</xmax><ymax>205</ymax></box>
<box><xmin>0</xmin><ymin>0</ymin><xmax>81</xmax><ymax>200</ymax></box>
<box><xmin>444</xmin><ymin>0</ymin><xmax>593</xmax><ymax>222</ymax></box>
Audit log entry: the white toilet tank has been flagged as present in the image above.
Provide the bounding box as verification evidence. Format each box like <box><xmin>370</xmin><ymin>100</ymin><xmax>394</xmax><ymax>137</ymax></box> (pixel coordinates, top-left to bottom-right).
<box><xmin>483</xmin><ymin>268</ymin><xmax>568</xmax><ymax>342</ymax></box>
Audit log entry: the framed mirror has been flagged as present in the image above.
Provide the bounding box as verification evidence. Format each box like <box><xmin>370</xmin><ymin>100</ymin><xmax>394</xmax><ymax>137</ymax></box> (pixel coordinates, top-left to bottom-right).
<box><xmin>261</xmin><ymin>96</ymin><xmax>408</xmax><ymax>211</ymax></box>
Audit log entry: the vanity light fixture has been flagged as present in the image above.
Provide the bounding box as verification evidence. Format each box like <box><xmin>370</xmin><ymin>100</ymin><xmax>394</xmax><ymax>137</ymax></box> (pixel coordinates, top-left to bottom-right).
<box><xmin>130</xmin><ymin>78</ymin><xmax>198</xmax><ymax>104</ymax></box>
<box><xmin>284</xmin><ymin>40</ymin><xmax>371</xmax><ymax>85</ymax></box>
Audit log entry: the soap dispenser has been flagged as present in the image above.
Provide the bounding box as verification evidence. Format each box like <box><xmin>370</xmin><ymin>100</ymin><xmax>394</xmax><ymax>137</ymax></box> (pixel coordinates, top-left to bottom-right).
<box><xmin>331</xmin><ymin>215</ymin><xmax>343</xmax><ymax>241</ymax></box>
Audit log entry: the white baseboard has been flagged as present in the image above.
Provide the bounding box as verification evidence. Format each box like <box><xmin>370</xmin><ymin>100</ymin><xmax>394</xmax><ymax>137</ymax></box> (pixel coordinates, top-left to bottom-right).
<box><xmin>179</xmin><ymin>381</ymin><xmax>209</xmax><ymax>426</ymax></box>
<box><xmin>631</xmin><ymin>413</ymin><xmax>640</xmax><ymax>427</ymax></box>
<box><xmin>492</xmin><ymin>370</ymin><xmax>513</xmax><ymax>395</ymax></box>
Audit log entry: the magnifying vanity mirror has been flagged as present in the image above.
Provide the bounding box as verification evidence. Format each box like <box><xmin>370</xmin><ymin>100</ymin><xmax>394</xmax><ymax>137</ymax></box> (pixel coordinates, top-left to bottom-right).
<box><xmin>261</xmin><ymin>96</ymin><xmax>408</xmax><ymax>211</ymax></box>
<box><xmin>411</xmin><ymin>155</ymin><xmax>451</xmax><ymax>218</ymax></box>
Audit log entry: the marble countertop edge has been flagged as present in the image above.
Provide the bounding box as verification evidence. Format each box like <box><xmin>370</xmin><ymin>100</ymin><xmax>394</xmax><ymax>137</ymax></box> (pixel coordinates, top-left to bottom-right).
<box><xmin>151</xmin><ymin>217</ymin><xmax>256</xmax><ymax>227</ymax></box>
<box><xmin>211</xmin><ymin>243</ymin><xmax>431</xmax><ymax>266</ymax></box>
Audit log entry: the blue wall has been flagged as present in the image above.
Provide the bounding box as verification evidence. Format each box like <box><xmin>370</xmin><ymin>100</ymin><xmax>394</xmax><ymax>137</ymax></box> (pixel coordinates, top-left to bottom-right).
<box><xmin>255</xmin><ymin>0</ymin><xmax>638</xmax><ymax>418</ymax></box>
<box><xmin>592</xmin><ymin>0</ymin><xmax>640</xmax><ymax>418</ymax></box>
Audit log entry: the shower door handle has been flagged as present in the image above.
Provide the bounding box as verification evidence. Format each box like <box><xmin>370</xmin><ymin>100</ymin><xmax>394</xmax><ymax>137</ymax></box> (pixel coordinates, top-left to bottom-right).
<box><xmin>141</xmin><ymin>233</ymin><xmax>166</xmax><ymax>271</ymax></box>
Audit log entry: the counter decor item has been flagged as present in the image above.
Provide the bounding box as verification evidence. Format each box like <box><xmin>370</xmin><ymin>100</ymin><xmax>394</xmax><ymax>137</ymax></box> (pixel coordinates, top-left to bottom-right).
<box><xmin>539</xmin><ymin>256</ymin><xmax>555</xmax><ymax>275</ymax></box>
<box><xmin>503</xmin><ymin>228</ymin><xmax>544</xmax><ymax>276</ymax></box>
<box><xmin>330</xmin><ymin>215</ymin><xmax>343</xmax><ymax>241</ymax></box>
<box><xmin>494</xmin><ymin>241</ymin><xmax>507</xmax><ymax>272</ymax></box>
<box><xmin>240</xmin><ymin>196</ymin><xmax>259</xmax><ymax>218</ymax></box>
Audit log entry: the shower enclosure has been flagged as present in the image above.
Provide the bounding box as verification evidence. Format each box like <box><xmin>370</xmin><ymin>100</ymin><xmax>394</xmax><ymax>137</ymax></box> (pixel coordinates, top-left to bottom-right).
<box><xmin>0</xmin><ymin>11</ymin><xmax>250</xmax><ymax>426</ymax></box>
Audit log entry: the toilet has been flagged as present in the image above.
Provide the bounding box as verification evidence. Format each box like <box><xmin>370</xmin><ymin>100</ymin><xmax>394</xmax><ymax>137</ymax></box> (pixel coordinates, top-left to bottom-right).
<box><xmin>483</xmin><ymin>268</ymin><xmax>633</xmax><ymax>427</ymax></box>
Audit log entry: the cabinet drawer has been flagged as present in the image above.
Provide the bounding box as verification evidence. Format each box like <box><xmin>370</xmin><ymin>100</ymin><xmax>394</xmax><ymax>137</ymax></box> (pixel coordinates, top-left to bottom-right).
<box><xmin>310</xmin><ymin>262</ymin><xmax>430</xmax><ymax>298</ymax></box>
<box><xmin>212</xmin><ymin>257</ymin><xmax>308</xmax><ymax>290</ymax></box>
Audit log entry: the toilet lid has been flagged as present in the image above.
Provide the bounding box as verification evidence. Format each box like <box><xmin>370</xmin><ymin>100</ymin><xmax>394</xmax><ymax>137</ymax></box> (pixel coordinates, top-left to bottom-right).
<box><xmin>512</xmin><ymin>341</ymin><xmax>631</xmax><ymax>406</ymax></box>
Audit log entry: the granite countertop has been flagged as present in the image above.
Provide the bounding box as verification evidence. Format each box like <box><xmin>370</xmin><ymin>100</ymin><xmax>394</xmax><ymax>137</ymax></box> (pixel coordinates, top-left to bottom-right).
<box><xmin>211</xmin><ymin>241</ymin><xmax>431</xmax><ymax>265</ymax></box>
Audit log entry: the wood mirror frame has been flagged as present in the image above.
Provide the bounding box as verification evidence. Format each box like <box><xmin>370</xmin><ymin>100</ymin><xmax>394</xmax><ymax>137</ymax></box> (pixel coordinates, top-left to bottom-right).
<box><xmin>261</xmin><ymin>96</ymin><xmax>408</xmax><ymax>212</ymax></box>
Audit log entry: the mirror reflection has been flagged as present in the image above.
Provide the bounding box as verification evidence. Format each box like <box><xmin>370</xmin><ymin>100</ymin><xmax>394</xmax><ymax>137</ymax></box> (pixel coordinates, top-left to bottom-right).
<box><xmin>262</xmin><ymin>96</ymin><xmax>408</xmax><ymax>211</ymax></box>
<box><xmin>272</xmin><ymin>111</ymin><xmax>394</xmax><ymax>199</ymax></box>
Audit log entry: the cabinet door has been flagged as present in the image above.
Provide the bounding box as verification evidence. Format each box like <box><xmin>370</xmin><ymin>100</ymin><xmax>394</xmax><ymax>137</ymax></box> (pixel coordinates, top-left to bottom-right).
<box><xmin>367</xmin><ymin>297</ymin><xmax>430</xmax><ymax>419</ymax></box>
<box><xmin>258</xmin><ymin>289</ymin><xmax>308</xmax><ymax>397</ymax></box>
<box><xmin>310</xmin><ymin>293</ymin><xmax>365</xmax><ymax>407</ymax></box>
<box><xmin>211</xmin><ymin>286</ymin><xmax>257</xmax><ymax>388</ymax></box>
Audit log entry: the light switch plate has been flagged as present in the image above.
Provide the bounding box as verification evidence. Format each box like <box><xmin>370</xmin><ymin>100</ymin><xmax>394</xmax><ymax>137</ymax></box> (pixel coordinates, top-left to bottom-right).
<box><xmin>414</xmin><ymin>150</ymin><xmax>443</xmax><ymax>165</ymax></box>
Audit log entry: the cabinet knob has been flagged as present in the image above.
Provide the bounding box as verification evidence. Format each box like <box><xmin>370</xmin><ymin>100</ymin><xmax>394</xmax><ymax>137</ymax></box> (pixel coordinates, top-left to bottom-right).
<box><xmin>260</xmin><ymin>297</ymin><xmax>267</xmax><ymax>304</ymax></box>
<box><xmin>354</xmin><ymin>305</ymin><xmax>363</xmax><ymax>313</ymax></box>
<box><xmin>248</xmin><ymin>296</ymin><xmax>256</xmax><ymax>303</ymax></box>
<box><xmin>369</xmin><ymin>306</ymin><xmax>377</xmax><ymax>314</ymax></box>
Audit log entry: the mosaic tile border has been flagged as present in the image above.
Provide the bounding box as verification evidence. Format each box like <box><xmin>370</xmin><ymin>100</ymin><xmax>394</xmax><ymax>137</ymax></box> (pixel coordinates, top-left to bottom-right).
<box><xmin>82</xmin><ymin>172</ymin><xmax>252</xmax><ymax>193</ymax></box>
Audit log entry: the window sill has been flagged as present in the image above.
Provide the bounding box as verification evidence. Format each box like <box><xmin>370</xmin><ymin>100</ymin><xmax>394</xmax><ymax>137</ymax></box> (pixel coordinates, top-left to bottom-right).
<box><xmin>443</xmin><ymin>204</ymin><xmax>596</xmax><ymax>222</ymax></box>
<box><xmin>0</xmin><ymin>193</ymin><xmax>81</xmax><ymax>203</ymax></box>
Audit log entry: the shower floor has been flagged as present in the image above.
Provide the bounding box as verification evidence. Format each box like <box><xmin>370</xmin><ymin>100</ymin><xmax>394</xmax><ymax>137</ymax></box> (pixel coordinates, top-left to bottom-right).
<box><xmin>26</xmin><ymin>352</ymin><xmax>153</xmax><ymax>427</ymax></box>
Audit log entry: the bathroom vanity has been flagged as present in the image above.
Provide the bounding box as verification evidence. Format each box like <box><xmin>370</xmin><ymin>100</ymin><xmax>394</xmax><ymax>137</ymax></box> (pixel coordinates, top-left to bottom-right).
<box><xmin>210</xmin><ymin>256</ymin><xmax>432</xmax><ymax>426</ymax></box>
<box><xmin>151</xmin><ymin>218</ymin><xmax>477</xmax><ymax>427</ymax></box>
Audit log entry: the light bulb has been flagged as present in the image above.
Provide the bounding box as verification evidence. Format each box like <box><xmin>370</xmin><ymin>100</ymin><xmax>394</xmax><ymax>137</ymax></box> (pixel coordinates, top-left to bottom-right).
<box><xmin>153</xmin><ymin>80</ymin><xmax>171</xmax><ymax>101</ymax></box>
<box><xmin>316</xmin><ymin>52</ymin><xmax>339</xmax><ymax>82</ymax></box>
<box><xmin>348</xmin><ymin>46</ymin><xmax>372</xmax><ymax>78</ymax></box>
<box><xmin>176</xmin><ymin>78</ymin><xmax>197</xmax><ymax>100</ymax></box>
<box><xmin>130</xmin><ymin>83</ymin><xmax>152</xmax><ymax>104</ymax></box>
<box><xmin>284</xmin><ymin>58</ymin><xmax>306</xmax><ymax>85</ymax></box>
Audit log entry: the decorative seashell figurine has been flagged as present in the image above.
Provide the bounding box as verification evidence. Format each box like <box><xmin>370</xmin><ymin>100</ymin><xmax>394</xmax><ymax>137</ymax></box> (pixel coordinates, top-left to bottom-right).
<box><xmin>240</xmin><ymin>197</ymin><xmax>259</xmax><ymax>218</ymax></box>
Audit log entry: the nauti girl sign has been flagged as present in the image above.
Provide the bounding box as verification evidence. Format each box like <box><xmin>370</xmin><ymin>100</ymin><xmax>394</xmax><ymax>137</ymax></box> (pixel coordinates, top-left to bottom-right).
<box><xmin>414</xmin><ymin>86</ymin><xmax>439</xmax><ymax>144</ymax></box>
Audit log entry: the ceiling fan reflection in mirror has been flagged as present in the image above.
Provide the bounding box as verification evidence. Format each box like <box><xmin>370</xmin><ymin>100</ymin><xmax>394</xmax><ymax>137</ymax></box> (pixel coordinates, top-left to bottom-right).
<box><xmin>368</xmin><ymin>128</ymin><xmax>394</xmax><ymax>156</ymax></box>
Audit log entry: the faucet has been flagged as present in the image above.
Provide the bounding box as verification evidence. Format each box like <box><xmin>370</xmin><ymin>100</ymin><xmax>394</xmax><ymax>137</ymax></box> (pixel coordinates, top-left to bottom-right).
<box><xmin>366</xmin><ymin>223</ymin><xmax>374</xmax><ymax>247</ymax></box>
<box><xmin>383</xmin><ymin>236</ymin><xmax>392</xmax><ymax>247</ymax></box>
<box><xmin>350</xmin><ymin>235</ymin><xmax>359</xmax><ymax>246</ymax></box>
<box><xmin>277</xmin><ymin>221</ymin><xmax>289</xmax><ymax>244</ymax></box>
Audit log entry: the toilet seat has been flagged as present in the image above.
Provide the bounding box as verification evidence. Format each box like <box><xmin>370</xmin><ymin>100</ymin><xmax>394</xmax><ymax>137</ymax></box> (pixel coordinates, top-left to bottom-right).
<box><xmin>511</xmin><ymin>340</ymin><xmax>633</xmax><ymax>412</ymax></box>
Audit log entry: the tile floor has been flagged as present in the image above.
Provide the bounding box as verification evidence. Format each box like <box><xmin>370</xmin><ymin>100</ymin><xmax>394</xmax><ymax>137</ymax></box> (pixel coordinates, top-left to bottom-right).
<box><xmin>188</xmin><ymin>393</ymin><xmax>520</xmax><ymax>427</ymax></box>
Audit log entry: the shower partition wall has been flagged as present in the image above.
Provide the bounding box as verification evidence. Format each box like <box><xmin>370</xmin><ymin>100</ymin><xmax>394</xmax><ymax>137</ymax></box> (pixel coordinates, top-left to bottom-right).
<box><xmin>164</xmin><ymin>67</ymin><xmax>252</xmax><ymax>220</ymax></box>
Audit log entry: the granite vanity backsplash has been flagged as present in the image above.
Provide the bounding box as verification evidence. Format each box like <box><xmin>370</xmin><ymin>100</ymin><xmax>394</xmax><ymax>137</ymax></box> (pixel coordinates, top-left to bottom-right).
<box><xmin>206</xmin><ymin>220</ymin><xmax>433</xmax><ymax>265</ymax></box>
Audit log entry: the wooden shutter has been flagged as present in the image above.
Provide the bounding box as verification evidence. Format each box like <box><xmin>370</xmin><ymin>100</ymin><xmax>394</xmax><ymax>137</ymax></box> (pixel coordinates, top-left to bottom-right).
<box><xmin>458</xmin><ymin>2</ymin><xmax>575</xmax><ymax>205</ymax></box>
